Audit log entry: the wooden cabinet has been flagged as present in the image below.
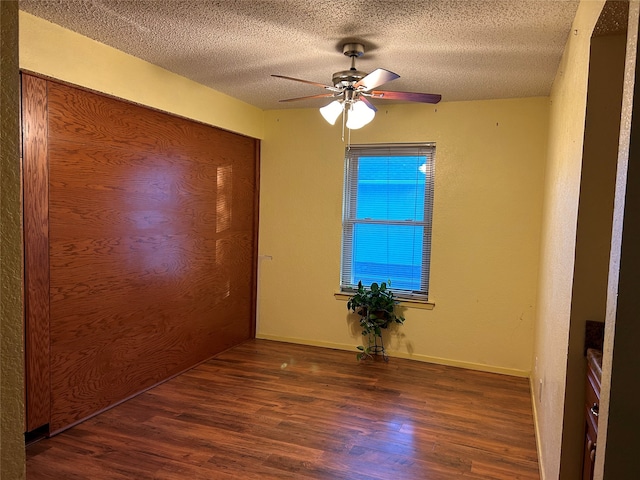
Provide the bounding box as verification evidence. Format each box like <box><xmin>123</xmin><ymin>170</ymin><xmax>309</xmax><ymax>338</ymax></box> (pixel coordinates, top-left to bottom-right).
<box><xmin>582</xmin><ymin>349</ymin><xmax>602</xmax><ymax>480</ymax></box>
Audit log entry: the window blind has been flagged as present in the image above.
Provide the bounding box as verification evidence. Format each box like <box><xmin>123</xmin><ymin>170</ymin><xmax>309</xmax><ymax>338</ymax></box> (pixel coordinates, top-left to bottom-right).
<box><xmin>340</xmin><ymin>143</ymin><xmax>435</xmax><ymax>299</ymax></box>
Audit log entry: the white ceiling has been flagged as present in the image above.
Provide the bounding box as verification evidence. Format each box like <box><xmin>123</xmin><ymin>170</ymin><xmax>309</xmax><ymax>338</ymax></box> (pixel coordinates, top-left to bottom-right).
<box><xmin>19</xmin><ymin>0</ymin><xmax>580</xmax><ymax>110</ymax></box>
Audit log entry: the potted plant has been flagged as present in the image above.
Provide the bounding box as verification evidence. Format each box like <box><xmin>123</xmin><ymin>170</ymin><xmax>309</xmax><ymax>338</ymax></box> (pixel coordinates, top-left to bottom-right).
<box><xmin>346</xmin><ymin>281</ymin><xmax>405</xmax><ymax>361</ymax></box>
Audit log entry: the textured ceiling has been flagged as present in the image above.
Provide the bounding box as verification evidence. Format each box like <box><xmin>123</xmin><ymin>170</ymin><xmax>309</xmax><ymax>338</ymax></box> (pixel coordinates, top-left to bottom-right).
<box><xmin>19</xmin><ymin>0</ymin><xmax>580</xmax><ymax>110</ymax></box>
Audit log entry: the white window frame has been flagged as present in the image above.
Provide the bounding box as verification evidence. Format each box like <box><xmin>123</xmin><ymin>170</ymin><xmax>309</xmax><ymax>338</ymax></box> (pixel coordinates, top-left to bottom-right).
<box><xmin>340</xmin><ymin>143</ymin><xmax>435</xmax><ymax>301</ymax></box>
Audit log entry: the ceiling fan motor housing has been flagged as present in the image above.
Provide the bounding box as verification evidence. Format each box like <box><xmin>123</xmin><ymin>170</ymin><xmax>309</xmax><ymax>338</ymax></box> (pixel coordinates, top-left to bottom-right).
<box><xmin>332</xmin><ymin>69</ymin><xmax>367</xmax><ymax>88</ymax></box>
<box><xmin>333</xmin><ymin>42</ymin><xmax>367</xmax><ymax>88</ymax></box>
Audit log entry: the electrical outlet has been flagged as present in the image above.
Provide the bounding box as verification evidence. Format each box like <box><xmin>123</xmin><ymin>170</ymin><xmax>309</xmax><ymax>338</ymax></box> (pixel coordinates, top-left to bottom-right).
<box><xmin>538</xmin><ymin>379</ymin><xmax>543</xmax><ymax>403</ymax></box>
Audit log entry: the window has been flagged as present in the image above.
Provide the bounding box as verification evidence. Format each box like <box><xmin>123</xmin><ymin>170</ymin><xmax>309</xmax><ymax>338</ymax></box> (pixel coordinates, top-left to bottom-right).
<box><xmin>340</xmin><ymin>143</ymin><xmax>435</xmax><ymax>300</ymax></box>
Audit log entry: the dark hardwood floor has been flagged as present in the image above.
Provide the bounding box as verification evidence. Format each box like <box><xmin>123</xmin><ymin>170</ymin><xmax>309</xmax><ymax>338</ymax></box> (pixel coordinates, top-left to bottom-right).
<box><xmin>27</xmin><ymin>339</ymin><xmax>539</xmax><ymax>479</ymax></box>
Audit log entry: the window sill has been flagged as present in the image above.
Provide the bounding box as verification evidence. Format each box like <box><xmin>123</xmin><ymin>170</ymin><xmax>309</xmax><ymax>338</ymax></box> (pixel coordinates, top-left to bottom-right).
<box><xmin>334</xmin><ymin>292</ymin><xmax>435</xmax><ymax>310</ymax></box>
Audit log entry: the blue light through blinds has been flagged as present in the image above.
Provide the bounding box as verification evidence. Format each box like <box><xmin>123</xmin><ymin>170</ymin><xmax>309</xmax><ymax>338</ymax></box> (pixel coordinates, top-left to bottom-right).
<box><xmin>341</xmin><ymin>144</ymin><xmax>435</xmax><ymax>298</ymax></box>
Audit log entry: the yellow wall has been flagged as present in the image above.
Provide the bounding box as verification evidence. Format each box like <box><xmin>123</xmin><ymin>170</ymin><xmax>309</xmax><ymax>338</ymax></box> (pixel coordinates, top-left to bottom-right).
<box><xmin>1</xmin><ymin>2</ymin><xmax>26</xmax><ymax>479</ymax></box>
<box><xmin>561</xmin><ymin>32</ymin><xmax>626</xmax><ymax>479</ymax></box>
<box><xmin>597</xmin><ymin>2</ymin><xmax>640</xmax><ymax>478</ymax></box>
<box><xmin>531</xmin><ymin>1</ymin><xmax>605</xmax><ymax>479</ymax></box>
<box><xmin>19</xmin><ymin>12</ymin><xmax>264</xmax><ymax>139</ymax></box>
<box><xmin>258</xmin><ymin>97</ymin><xmax>549</xmax><ymax>376</ymax></box>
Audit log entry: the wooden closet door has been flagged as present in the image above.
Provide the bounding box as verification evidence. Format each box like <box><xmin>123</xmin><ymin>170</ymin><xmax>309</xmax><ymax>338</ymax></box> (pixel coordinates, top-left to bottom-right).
<box><xmin>23</xmin><ymin>74</ymin><xmax>51</xmax><ymax>433</ymax></box>
<box><xmin>23</xmin><ymin>75</ymin><xmax>259</xmax><ymax>434</ymax></box>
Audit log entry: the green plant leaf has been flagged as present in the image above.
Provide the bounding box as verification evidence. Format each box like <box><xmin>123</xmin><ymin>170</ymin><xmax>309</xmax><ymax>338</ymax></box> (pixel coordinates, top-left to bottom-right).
<box><xmin>346</xmin><ymin>280</ymin><xmax>406</xmax><ymax>338</ymax></box>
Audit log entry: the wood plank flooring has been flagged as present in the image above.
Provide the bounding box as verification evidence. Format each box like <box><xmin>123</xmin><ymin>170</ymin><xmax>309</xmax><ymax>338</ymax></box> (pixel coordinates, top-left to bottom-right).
<box><xmin>27</xmin><ymin>339</ymin><xmax>539</xmax><ymax>479</ymax></box>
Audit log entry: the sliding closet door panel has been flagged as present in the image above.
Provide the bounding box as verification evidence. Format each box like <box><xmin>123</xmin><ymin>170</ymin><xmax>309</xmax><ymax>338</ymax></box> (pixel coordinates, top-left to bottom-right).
<box><xmin>22</xmin><ymin>75</ymin><xmax>51</xmax><ymax>432</ymax></box>
<box><xmin>33</xmin><ymin>79</ymin><xmax>258</xmax><ymax>433</ymax></box>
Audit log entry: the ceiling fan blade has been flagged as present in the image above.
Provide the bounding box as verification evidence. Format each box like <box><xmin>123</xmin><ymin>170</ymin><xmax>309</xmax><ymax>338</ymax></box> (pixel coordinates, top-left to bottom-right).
<box><xmin>271</xmin><ymin>74</ymin><xmax>336</xmax><ymax>90</ymax></box>
<box><xmin>359</xmin><ymin>96</ymin><xmax>378</xmax><ymax>112</ymax></box>
<box><xmin>354</xmin><ymin>68</ymin><xmax>400</xmax><ymax>91</ymax></box>
<box><xmin>371</xmin><ymin>90</ymin><xmax>442</xmax><ymax>104</ymax></box>
<box><xmin>278</xmin><ymin>93</ymin><xmax>337</xmax><ymax>103</ymax></box>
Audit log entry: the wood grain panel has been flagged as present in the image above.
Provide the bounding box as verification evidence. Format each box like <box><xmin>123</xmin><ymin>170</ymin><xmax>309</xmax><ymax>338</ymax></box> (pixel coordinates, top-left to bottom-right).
<box><xmin>46</xmin><ymin>83</ymin><xmax>256</xmax><ymax>171</ymax></box>
<box><xmin>22</xmin><ymin>74</ymin><xmax>51</xmax><ymax>432</ymax></box>
<box><xmin>25</xmin><ymin>78</ymin><xmax>259</xmax><ymax>433</ymax></box>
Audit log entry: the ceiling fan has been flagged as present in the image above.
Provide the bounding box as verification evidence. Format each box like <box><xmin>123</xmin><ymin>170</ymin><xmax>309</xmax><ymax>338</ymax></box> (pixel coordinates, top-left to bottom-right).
<box><xmin>272</xmin><ymin>43</ymin><xmax>441</xmax><ymax>130</ymax></box>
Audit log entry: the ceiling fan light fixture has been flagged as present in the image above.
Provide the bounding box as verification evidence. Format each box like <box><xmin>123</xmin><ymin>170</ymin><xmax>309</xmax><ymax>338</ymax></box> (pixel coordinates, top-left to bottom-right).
<box><xmin>319</xmin><ymin>100</ymin><xmax>344</xmax><ymax>125</ymax></box>
<box><xmin>275</xmin><ymin>41</ymin><xmax>440</xmax><ymax>137</ymax></box>
<box><xmin>345</xmin><ymin>100</ymin><xmax>376</xmax><ymax>130</ymax></box>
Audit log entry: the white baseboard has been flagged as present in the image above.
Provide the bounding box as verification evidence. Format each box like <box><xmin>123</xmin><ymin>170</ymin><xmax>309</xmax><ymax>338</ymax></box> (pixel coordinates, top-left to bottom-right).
<box><xmin>530</xmin><ymin>375</ymin><xmax>545</xmax><ymax>480</ymax></box>
<box><xmin>255</xmin><ymin>333</ymin><xmax>530</xmax><ymax>377</ymax></box>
